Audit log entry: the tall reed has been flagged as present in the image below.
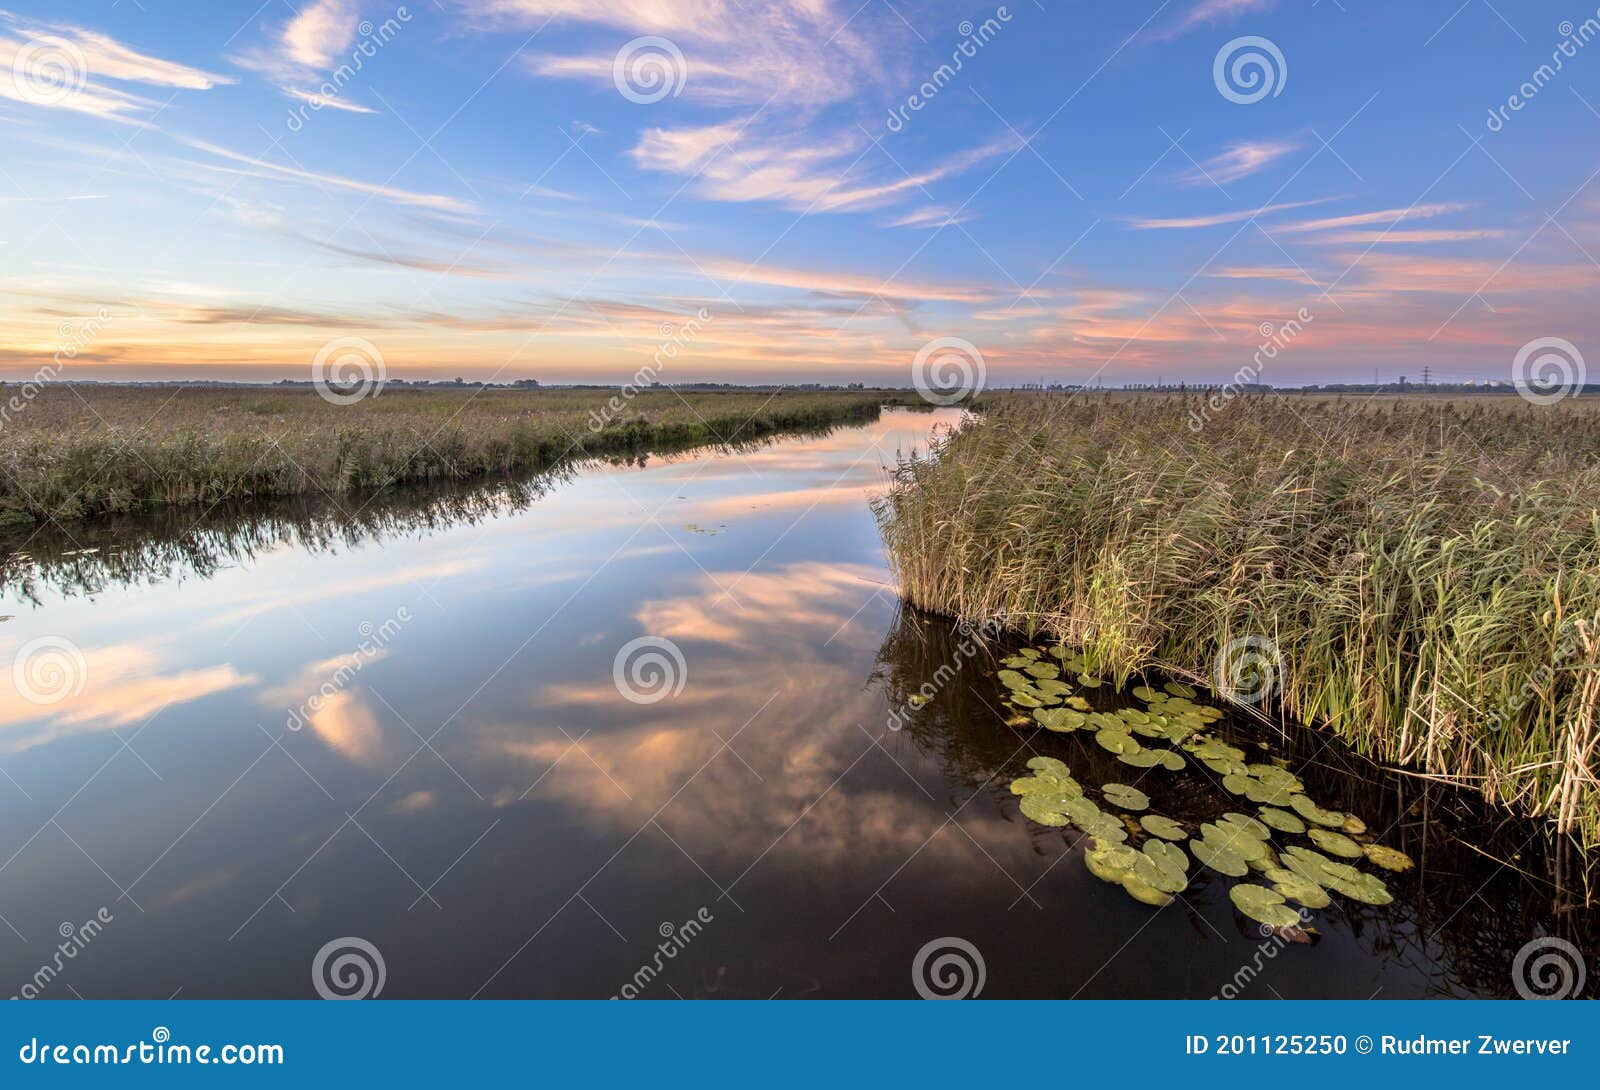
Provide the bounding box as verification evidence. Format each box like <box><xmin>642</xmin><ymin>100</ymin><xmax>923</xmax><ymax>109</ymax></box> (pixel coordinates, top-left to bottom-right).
<box><xmin>874</xmin><ymin>392</ymin><xmax>1600</xmax><ymax>845</ymax></box>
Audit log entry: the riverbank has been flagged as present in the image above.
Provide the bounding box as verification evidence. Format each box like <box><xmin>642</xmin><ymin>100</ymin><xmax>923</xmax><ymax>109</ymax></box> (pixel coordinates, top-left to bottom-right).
<box><xmin>873</xmin><ymin>392</ymin><xmax>1600</xmax><ymax>845</ymax></box>
<box><xmin>0</xmin><ymin>386</ymin><xmax>905</xmax><ymax>531</ymax></box>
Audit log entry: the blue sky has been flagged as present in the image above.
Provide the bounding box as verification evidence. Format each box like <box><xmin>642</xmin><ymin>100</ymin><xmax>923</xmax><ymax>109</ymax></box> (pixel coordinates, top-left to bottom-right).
<box><xmin>2</xmin><ymin>0</ymin><xmax>1598</xmax><ymax>385</ymax></box>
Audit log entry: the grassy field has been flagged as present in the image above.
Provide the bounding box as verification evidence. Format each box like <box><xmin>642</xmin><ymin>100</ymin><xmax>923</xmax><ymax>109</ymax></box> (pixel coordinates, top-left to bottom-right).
<box><xmin>0</xmin><ymin>385</ymin><xmax>903</xmax><ymax>531</ymax></box>
<box><xmin>874</xmin><ymin>391</ymin><xmax>1600</xmax><ymax>845</ymax></box>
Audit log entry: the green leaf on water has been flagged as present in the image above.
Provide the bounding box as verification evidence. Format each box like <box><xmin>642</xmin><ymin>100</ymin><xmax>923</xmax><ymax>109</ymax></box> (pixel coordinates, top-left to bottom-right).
<box><xmin>1018</xmin><ymin>648</ymin><xmax>1041</xmax><ymax>661</ymax></box>
<box><xmin>1131</xmin><ymin>685</ymin><xmax>1161</xmax><ymax>702</ymax></box>
<box><xmin>1117</xmin><ymin>749</ymin><xmax>1167</xmax><ymax>768</ymax></box>
<box><xmin>1133</xmin><ymin>852</ymin><xmax>1188</xmax><ymax>895</ymax></box>
<box><xmin>1164</xmin><ymin>681</ymin><xmax>1198</xmax><ymax>699</ymax></box>
<box><xmin>1018</xmin><ymin>794</ymin><xmax>1069</xmax><ymax>826</ymax></box>
<box><xmin>1361</xmin><ymin>843</ymin><xmax>1414</xmax><ymax>872</ymax></box>
<box><xmin>1307</xmin><ymin>828</ymin><xmax>1364</xmax><ymax>859</ymax></box>
<box><xmin>1229</xmin><ymin>883</ymin><xmax>1302</xmax><ymax>929</ymax></box>
<box><xmin>1025</xmin><ymin>661</ymin><xmax>1061</xmax><ymax>680</ymax></box>
<box><xmin>1140</xmin><ymin>814</ymin><xmax>1187</xmax><ymax>841</ymax></box>
<box><xmin>1263</xmin><ymin>867</ymin><xmax>1332</xmax><ymax>909</ymax></box>
<box><xmin>1034</xmin><ymin>707</ymin><xmax>1086</xmax><ymax>733</ymax></box>
<box><xmin>1078</xmin><ymin>674</ymin><xmax>1103</xmax><ymax>688</ymax></box>
<box><xmin>1158</xmin><ymin>750</ymin><xmax>1187</xmax><ymax>772</ymax></box>
<box><xmin>1120</xmin><ymin>871</ymin><xmax>1175</xmax><ymax>907</ymax></box>
<box><xmin>1035</xmin><ymin>678</ymin><xmax>1073</xmax><ymax>696</ymax></box>
<box><xmin>998</xmin><ymin>669</ymin><xmax>1029</xmax><ymax>689</ymax></box>
<box><xmin>1101</xmin><ymin>783</ymin><xmax>1150</xmax><ymax>811</ymax></box>
<box><xmin>1095</xmin><ymin>729</ymin><xmax>1140</xmax><ymax>755</ymax></box>
<box><xmin>1008</xmin><ymin>691</ymin><xmax>1044</xmax><ymax>708</ymax></box>
<box><xmin>1289</xmin><ymin>794</ymin><xmax>1346</xmax><ymax>827</ymax></box>
<box><xmin>1219</xmin><ymin>812</ymin><xmax>1271</xmax><ymax>839</ymax></box>
<box><xmin>1221</xmin><ymin>773</ymin><xmax>1254</xmax><ymax>796</ymax></box>
<box><xmin>1025</xmin><ymin>756</ymin><xmax>1069</xmax><ymax>777</ymax></box>
<box><xmin>1190</xmin><ymin>835</ymin><xmax>1248</xmax><ymax>877</ymax></box>
<box><xmin>1257</xmin><ymin>806</ymin><xmax>1307</xmax><ymax>834</ymax></box>
<box><xmin>1084</xmin><ymin>843</ymin><xmax>1139</xmax><ymax>882</ymax></box>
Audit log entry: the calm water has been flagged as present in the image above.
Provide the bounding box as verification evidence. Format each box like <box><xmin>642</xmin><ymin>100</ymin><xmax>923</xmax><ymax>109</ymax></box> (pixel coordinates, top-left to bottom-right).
<box><xmin>0</xmin><ymin>408</ymin><xmax>1594</xmax><ymax>999</ymax></box>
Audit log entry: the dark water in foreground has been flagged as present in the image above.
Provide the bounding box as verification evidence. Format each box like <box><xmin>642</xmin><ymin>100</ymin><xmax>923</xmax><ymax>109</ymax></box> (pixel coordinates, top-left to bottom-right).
<box><xmin>0</xmin><ymin>408</ymin><xmax>1594</xmax><ymax>999</ymax></box>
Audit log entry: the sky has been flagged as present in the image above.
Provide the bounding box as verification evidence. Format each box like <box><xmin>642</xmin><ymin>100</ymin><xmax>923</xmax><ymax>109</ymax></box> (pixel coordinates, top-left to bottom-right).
<box><xmin>2</xmin><ymin>0</ymin><xmax>1599</xmax><ymax>387</ymax></box>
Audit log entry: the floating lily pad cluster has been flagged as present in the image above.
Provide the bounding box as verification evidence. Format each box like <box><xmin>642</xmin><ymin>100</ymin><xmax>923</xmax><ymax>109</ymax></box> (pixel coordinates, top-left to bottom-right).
<box><xmin>999</xmin><ymin>644</ymin><xmax>1414</xmax><ymax>929</ymax></box>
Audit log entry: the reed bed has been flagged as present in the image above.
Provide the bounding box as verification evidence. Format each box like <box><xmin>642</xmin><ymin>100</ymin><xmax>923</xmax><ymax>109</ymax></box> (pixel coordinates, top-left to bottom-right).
<box><xmin>0</xmin><ymin>386</ymin><xmax>898</xmax><ymax>530</ymax></box>
<box><xmin>874</xmin><ymin>392</ymin><xmax>1600</xmax><ymax>845</ymax></box>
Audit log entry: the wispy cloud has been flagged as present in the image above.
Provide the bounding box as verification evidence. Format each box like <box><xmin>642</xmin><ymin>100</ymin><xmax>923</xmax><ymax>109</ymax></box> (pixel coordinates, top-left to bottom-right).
<box><xmin>231</xmin><ymin>0</ymin><xmax>379</xmax><ymax>115</ymax></box>
<box><xmin>630</xmin><ymin>122</ymin><xmax>1018</xmax><ymax>214</ymax></box>
<box><xmin>493</xmin><ymin>0</ymin><xmax>889</xmax><ymax>108</ymax></box>
<box><xmin>1182</xmin><ymin>137</ymin><xmax>1299</xmax><ymax>186</ymax></box>
<box><xmin>1270</xmin><ymin>203</ymin><xmax>1472</xmax><ymax>236</ymax></box>
<box><xmin>281</xmin><ymin>0</ymin><xmax>358</xmax><ymax>68</ymax></box>
<box><xmin>0</xmin><ymin>8</ymin><xmax>230</xmax><ymax>121</ymax></box>
<box><xmin>175</xmin><ymin>135</ymin><xmax>476</xmax><ymax>213</ymax></box>
<box><xmin>887</xmin><ymin>205</ymin><xmax>972</xmax><ymax>229</ymax></box>
<box><xmin>1152</xmin><ymin>0</ymin><xmax>1277</xmax><ymax>42</ymax></box>
<box><xmin>1125</xmin><ymin>196</ymin><xmax>1336</xmax><ymax>230</ymax></box>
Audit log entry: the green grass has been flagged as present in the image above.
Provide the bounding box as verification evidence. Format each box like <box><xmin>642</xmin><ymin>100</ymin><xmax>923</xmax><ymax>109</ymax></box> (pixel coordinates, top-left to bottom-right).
<box><xmin>874</xmin><ymin>391</ymin><xmax>1600</xmax><ymax>845</ymax></box>
<box><xmin>0</xmin><ymin>385</ymin><xmax>905</xmax><ymax>530</ymax></box>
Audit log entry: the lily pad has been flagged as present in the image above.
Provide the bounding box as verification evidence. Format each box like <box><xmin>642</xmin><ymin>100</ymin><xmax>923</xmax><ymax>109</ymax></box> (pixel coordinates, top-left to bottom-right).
<box><xmin>1190</xmin><ymin>835</ymin><xmax>1248</xmax><ymax>877</ymax></box>
<box><xmin>1101</xmin><ymin>783</ymin><xmax>1150</xmax><ymax>811</ymax></box>
<box><xmin>1117</xmin><ymin>749</ymin><xmax>1167</xmax><ymax>768</ymax></box>
<box><xmin>1008</xmin><ymin>691</ymin><xmax>1044</xmax><ymax>709</ymax></box>
<box><xmin>1163</xmin><ymin>681</ymin><xmax>1198</xmax><ymax>699</ymax></box>
<box><xmin>1026</xmin><ymin>756</ymin><xmax>1070</xmax><ymax>777</ymax></box>
<box><xmin>1289</xmin><ymin>794</ymin><xmax>1346</xmax><ymax>827</ymax></box>
<box><xmin>1257</xmin><ymin>807</ymin><xmax>1307</xmax><ymax>835</ymax></box>
<box><xmin>1140</xmin><ymin>814</ymin><xmax>1187</xmax><ymax>840</ymax></box>
<box><xmin>1009</xmin><ymin>775</ymin><xmax>1051</xmax><ymax>795</ymax></box>
<box><xmin>1307</xmin><ymin>828</ymin><xmax>1364</xmax><ymax>859</ymax></box>
<box><xmin>1133</xmin><ymin>852</ymin><xmax>1188</xmax><ymax>895</ymax></box>
<box><xmin>1219</xmin><ymin>812</ymin><xmax>1270</xmax><ymax>839</ymax></box>
<box><xmin>1119</xmin><ymin>870</ymin><xmax>1175</xmax><ymax>907</ymax></box>
<box><xmin>1158</xmin><ymin>750</ymin><xmax>1188</xmax><ymax>772</ymax></box>
<box><xmin>1019</xmin><ymin>794</ymin><xmax>1069</xmax><ymax>826</ymax></box>
<box><xmin>1221</xmin><ymin>773</ymin><xmax>1254</xmax><ymax>796</ymax></box>
<box><xmin>1035</xmin><ymin>678</ymin><xmax>1073</xmax><ymax>696</ymax></box>
<box><xmin>1263</xmin><ymin>867</ymin><xmax>1332</xmax><ymax>909</ymax></box>
<box><xmin>1034</xmin><ymin>707</ymin><xmax>1086</xmax><ymax>733</ymax></box>
<box><xmin>1229</xmin><ymin>883</ymin><xmax>1302</xmax><ymax>929</ymax></box>
<box><xmin>1362</xmin><ymin>843</ymin><xmax>1414</xmax><ymax>873</ymax></box>
<box><xmin>1094</xmin><ymin>729</ymin><xmax>1140</xmax><ymax>755</ymax></box>
<box><xmin>1084</xmin><ymin>843</ymin><xmax>1138</xmax><ymax>882</ymax></box>
<box><xmin>1131</xmin><ymin>685</ymin><xmax>1161</xmax><ymax>702</ymax></box>
<box><xmin>1077</xmin><ymin>674</ymin><xmax>1103</xmax><ymax>688</ymax></box>
<box><xmin>1025</xmin><ymin>661</ymin><xmax>1061</xmax><ymax>680</ymax></box>
<box><xmin>998</xmin><ymin>669</ymin><xmax>1029</xmax><ymax>689</ymax></box>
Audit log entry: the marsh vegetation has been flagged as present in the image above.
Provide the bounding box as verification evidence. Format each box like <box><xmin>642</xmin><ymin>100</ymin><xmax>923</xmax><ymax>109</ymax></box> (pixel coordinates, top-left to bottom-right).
<box><xmin>874</xmin><ymin>392</ymin><xmax>1600</xmax><ymax>845</ymax></box>
<box><xmin>0</xmin><ymin>386</ymin><xmax>901</xmax><ymax>531</ymax></box>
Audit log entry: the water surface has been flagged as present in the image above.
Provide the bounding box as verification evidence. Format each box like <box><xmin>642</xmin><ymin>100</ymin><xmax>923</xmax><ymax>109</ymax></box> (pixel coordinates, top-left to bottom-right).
<box><xmin>0</xmin><ymin>408</ymin><xmax>1593</xmax><ymax>999</ymax></box>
